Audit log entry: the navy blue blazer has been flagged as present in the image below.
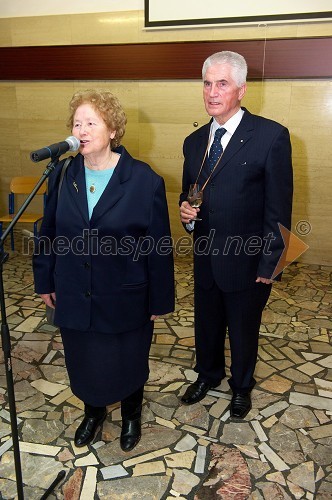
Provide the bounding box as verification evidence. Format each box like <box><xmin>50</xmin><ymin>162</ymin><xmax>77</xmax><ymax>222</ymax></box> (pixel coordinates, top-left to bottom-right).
<box><xmin>34</xmin><ymin>146</ymin><xmax>175</xmax><ymax>333</ymax></box>
<box><xmin>180</xmin><ymin>108</ymin><xmax>293</xmax><ymax>292</ymax></box>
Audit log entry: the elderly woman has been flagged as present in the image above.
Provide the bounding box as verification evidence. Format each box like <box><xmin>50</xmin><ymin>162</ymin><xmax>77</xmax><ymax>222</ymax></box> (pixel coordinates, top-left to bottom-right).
<box><xmin>33</xmin><ymin>89</ymin><xmax>174</xmax><ymax>451</ymax></box>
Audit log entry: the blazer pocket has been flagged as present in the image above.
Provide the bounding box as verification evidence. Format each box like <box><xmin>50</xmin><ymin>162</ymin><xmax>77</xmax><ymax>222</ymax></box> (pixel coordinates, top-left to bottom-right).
<box><xmin>121</xmin><ymin>281</ymin><xmax>148</xmax><ymax>289</ymax></box>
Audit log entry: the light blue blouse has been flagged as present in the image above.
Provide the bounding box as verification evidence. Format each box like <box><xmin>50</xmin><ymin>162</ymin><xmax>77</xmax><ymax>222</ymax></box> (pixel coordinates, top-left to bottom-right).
<box><xmin>84</xmin><ymin>166</ymin><xmax>115</xmax><ymax>219</ymax></box>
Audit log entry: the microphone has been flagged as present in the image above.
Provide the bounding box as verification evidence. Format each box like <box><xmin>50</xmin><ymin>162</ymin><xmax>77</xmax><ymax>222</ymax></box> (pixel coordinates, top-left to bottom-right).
<box><xmin>30</xmin><ymin>136</ymin><xmax>80</xmax><ymax>162</ymax></box>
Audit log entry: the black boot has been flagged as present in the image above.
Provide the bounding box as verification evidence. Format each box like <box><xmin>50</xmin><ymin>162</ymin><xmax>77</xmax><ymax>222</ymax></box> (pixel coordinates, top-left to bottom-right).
<box><xmin>120</xmin><ymin>387</ymin><xmax>143</xmax><ymax>452</ymax></box>
<box><xmin>74</xmin><ymin>403</ymin><xmax>107</xmax><ymax>447</ymax></box>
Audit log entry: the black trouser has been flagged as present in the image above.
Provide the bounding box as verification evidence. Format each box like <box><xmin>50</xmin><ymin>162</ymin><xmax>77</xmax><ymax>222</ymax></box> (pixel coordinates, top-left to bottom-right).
<box><xmin>85</xmin><ymin>385</ymin><xmax>144</xmax><ymax>420</ymax></box>
<box><xmin>194</xmin><ymin>281</ymin><xmax>272</xmax><ymax>393</ymax></box>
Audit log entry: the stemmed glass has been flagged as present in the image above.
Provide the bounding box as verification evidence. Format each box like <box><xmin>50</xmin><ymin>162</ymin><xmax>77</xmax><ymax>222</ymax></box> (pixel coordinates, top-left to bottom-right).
<box><xmin>187</xmin><ymin>183</ymin><xmax>203</xmax><ymax>221</ymax></box>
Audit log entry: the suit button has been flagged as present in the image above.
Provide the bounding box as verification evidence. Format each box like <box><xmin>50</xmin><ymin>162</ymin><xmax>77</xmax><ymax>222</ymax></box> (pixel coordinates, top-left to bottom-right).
<box><xmin>85</xmin><ymin>291</ymin><xmax>91</xmax><ymax>297</ymax></box>
<box><xmin>209</xmin><ymin>209</ymin><xmax>215</xmax><ymax>214</ymax></box>
<box><xmin>84</xmin><ymin>262</ymin><xmax>90</xmax><ymax>269</ymax></box>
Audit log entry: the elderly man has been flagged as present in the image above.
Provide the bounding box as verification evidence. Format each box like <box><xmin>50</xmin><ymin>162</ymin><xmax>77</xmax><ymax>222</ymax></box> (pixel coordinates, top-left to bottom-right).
<box><xmin>179</xmin><ymin>51</ymin><xmax>293</xmax><ymax>418</ymax></box>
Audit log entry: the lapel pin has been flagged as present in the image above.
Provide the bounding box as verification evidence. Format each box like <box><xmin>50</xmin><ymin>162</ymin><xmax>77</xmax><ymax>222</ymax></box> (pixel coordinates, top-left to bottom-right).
<box><xmin>73</xmin><ymin>181</ymin><xmax>78</xmax><ymax>193</ymax></box>
<box><xmin>240</xmin><ymin>139</ymin><xmax>244</xmax><ymax>143</ymax></box>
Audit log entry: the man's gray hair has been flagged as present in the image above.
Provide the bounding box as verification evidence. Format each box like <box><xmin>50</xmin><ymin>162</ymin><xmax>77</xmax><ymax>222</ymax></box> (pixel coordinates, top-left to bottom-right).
<box><xmin>202</xmin><ymin>51</ymin><xmax>248</xmax><ymax>87</ymax></box>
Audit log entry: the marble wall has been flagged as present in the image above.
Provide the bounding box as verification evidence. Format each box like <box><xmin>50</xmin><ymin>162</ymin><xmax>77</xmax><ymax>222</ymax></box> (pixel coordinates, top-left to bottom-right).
<box><xmin>0</xmin><ymin>10</ymin><xmax>331</xmax><ymax>264</ymax></box>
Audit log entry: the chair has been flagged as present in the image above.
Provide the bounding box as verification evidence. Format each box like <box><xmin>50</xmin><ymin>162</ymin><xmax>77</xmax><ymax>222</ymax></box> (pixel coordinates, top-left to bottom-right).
<box><xmin>0</xmin><ymin>176</ymin><xmax>47</xmax><ymax>251</ymax></box>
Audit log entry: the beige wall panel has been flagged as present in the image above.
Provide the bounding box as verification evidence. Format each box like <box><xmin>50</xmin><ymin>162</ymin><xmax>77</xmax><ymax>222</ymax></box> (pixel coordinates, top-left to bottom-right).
<box><xmin>18</xmin><ymin>154</ymin><xmax>45</xmax><ymax>177</ymax></box>
<box><xmin>293</xmin><ymin>172</ymin><xmax>330</xmax><ymax>205</ymax></box>
<box><xmin>0</xmin><ymin>18</ymin><xmax>12</xmax><ymax>46</ymax></box>
<box><xmin>159</xmin><ymin>157</ymin><xmax>183</xmax><ymax>194</ymax></box>
<box><xmin>241</xmin><ymin>83</ymin><xmax>265</xmax><ymax>116</ymax></box>
<box><xmin>138</xmin><ymin>122</ymin><xmax>186</xmax><ymax>160</ymax></box>
<box><xmin>292</xmin><ymin>155</ymin><xmax>330</xmax><ymax>174</ymax></box>
<box><xmin>293</xmin><ymin>201</ymin><xmax>331</xmax><ymax>217</ymax></box>
<box><xmin>15</xmin><ymin>83</ymin><xmax>75</xmax><ymax>121</ymax></box>
<box><xmin>0</xmin><ymin>126</ymin><xmax>21</xmax><ymax>176</ymax></box>
<box><xmin>292</xmin><ymin>131</ymin><xmax>331</xmax><ymax>162</ymax></box>
<box><xmin>138</xmin><ymin>81</ymin><xmax>208</xmax><ymax>126</ymax></box>
<box><xmin>123</xmin><ymin>106</ymin><xmax>140</xmax><ymax>127</ymax></box>
<box><xmin>291</xmin><ymin>139</ymin><xmax>310</xmax><ymax>162</ymax></box>
<box><xmin>17</xmin><ymin>119</ymin><xmax>68</xmax><ymax>155</ymax></box>
<box><xmin>138</xmin><ymin>156</ymin><xmax>183</xmax><ymax>193</ymax></box>
<box><xmin>254</xmin><ymin>82</ymin><xmax>292</xmax><ymax>125</ymax></box>
<box><xmin>289</xmin><ymin>82</ymin><xmax>332</xmax><ymax>128</ymax></box>
<box><xmin>122</xmin><ymin>123</ymin><xmax>140</xmax><ymax>159</ymax></box>
<box><xmin>293</xmin><ymin>168</ymin><xmax>330</xmax><ymax>205</ymax></box>
<box><xmin>291</xmin><ymin>201</ymin><xmax>307</xmax><ymax>215</ymax></box>
<box><xmin>0</xmin><ymin>85</ymin><xmax>18</xmax><ymax>118</ymax></box>
<box><xmin>10</xmin><ymin>16</ymin><xmax>72</xmax><ymax>47</ymax></box>
<box><xmin>292</xmin><ymin>207</ymin><xmax>330</xmax><ymax>233</ymax></box>
<box><xmin>0</xmin><ymin>84</ymin><xmax>25</xmax><ymax>210</ymax></box>
<box><xmin>293</xmin><ymin>222</ymin><xmax>331</xmax><ymax>265</ymax></box>
<box><xmin>71</xmin><ymin>11</ymin><xmax>139</xmax><ymax>45</ymax></box>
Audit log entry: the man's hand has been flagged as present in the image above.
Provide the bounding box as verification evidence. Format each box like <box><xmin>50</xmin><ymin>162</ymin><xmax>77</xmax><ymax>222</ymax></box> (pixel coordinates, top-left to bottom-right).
<box><xmin>180</xmin><ymin>201</ymin><xmax>199</xmax><ymax>224</ymax></box>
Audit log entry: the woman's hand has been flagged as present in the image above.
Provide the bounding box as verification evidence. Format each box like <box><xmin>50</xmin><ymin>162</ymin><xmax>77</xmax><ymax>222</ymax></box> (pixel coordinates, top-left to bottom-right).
<box><xmin>180</xmin><ymin>201</ymin><xmax>199</xmax><ymax>224</ymax></box>
<box><xmin>40</xmin><ymin>292</ymin><xmax>56</xmax><ymax>308</ymax></box>
<box><xmin>150</xmin><ymin>315</ymin><xmax>159</xmax><ymax>321</ymax></box>
<box><xmin>256</xmin><ymin>277</ymin><xmax>274</xmax><ymax>284</ymax></box>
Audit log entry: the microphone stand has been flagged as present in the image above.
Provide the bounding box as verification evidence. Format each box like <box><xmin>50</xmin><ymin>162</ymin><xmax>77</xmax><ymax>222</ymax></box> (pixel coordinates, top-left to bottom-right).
<box><xmin>0</xmin><ymin>157</ymin><xmax>66</xmax><ymax>499</ymax></box>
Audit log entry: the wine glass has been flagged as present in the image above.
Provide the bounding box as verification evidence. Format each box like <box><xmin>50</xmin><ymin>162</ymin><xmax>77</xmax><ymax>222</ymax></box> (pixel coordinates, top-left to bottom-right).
<box><xmin>187</xmin><ymin>184</ymin><xmax>203</xmax><ymax>221</ymax></box>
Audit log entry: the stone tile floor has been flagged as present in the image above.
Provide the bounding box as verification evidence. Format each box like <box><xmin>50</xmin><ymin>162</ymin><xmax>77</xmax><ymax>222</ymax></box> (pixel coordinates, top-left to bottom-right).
<box><xmin>0</xmin><ymin>248</ymin><xmax>331</xmax><ymax>499</ymax></box>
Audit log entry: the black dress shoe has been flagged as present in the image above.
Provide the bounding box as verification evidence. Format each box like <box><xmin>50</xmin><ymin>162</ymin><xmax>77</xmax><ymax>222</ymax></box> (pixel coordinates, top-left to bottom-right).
<box><xmin>230</xmin><ymin>392</ymin><xmax>252</xmax><ymax>419</ymax></box>
<box><xmin>74</xmin><ymin>412</ymin><xmax>107</xmax><ymax>447</ymax></box>
<box><xmin>181</xmin><ymin>380</ymin><xmax>212</xmax><ymax>405</ymax></box>
<box><xmin>120</xmin><ymin>419</ymin><xmax>141</xmax><ymax>452</ymax></box>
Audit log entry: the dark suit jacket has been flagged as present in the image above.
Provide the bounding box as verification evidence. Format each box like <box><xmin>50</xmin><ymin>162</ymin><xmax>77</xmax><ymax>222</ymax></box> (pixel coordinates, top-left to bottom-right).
<box><xmin>180</xmin><ymin>108</ymin><xmax>293</xmax><ymax>292</ymax></box>
<box><xmin>34</xmin><ymin>146</ymin><xmax>175</xmax><ymax>333</ymax></box>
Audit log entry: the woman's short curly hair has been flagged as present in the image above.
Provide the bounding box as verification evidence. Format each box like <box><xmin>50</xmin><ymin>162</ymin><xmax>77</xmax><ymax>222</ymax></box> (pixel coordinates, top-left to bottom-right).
<box><xmin>67</xmin><ymin>89</ymin><xmax>127</xmax><ymax>148</ymax></box>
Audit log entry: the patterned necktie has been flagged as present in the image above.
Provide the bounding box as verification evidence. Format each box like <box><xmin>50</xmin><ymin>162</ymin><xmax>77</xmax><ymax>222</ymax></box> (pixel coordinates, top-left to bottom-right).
<box><xmin>207</xmin><ymin>127</ymin><xmax>227</xmax><ymax>172</ymax></box>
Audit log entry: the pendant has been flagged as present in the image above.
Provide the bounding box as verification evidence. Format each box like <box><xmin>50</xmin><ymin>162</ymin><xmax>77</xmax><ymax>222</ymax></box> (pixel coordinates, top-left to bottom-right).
<box><xmin>89</xmin><ymin>184</ymin><xmax>96</xmax><ymax>193</ymax></box>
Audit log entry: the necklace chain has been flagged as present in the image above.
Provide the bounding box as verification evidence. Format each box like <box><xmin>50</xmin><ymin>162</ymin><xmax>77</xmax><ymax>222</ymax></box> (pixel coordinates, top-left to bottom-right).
<box><xmin>85</xmin><ymin>151</ymin><xmax>113</xmax><ymax>171</ymax></box>
<box><xmin>85</xmin><ymin>151</ymin><xmax>113</xmax><ymax>194</ymax></box>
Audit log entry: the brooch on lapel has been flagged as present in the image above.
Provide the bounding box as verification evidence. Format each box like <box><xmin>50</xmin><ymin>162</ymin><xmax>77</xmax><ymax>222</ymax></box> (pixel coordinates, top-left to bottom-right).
<box><xmin>73</xmin><ymin>181</ymin><xmax>78</xmax><ymax>193</ymax></box>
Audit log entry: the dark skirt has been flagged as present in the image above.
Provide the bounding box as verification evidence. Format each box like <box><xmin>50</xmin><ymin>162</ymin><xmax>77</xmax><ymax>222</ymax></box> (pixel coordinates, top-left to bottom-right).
<box><xmin>60</xmin><ymin>321</ymin><xmax>153</xmax><ymax>407</ymax></box>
